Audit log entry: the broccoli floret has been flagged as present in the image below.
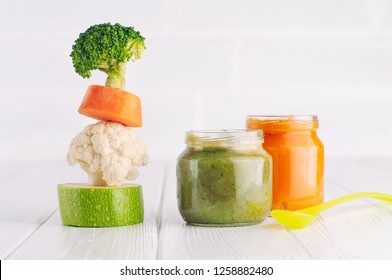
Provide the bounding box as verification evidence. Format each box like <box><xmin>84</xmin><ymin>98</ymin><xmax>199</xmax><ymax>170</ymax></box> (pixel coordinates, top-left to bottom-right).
<box><xmin>70</xmin><ymin>23</ymin><xmax>146</xmax><ymax>89</ymax></box>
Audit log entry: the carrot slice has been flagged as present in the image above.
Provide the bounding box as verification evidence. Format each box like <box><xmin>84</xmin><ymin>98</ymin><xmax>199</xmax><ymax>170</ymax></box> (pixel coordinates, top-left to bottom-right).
<box><xmin>78</xmin><ymin>85</ymin><xmax>142</xmax><ymax>127</ymax></box>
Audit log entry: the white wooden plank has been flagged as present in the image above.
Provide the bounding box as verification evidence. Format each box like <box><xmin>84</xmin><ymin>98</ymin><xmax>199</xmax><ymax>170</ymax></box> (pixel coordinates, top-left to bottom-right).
<box><xmin>293</xmin><ymin>203</ymin><xmax>392</xmax><ymax>259</ymax></box>
<box><xmin>0</xmin><ymin>160</ymin><xmax>79</xmax><ymax>259</ymax></box>
<box><xmin>287</xmin><ymin>180</ymin><xmax>392</xmax><ymax>259</ymax></box>
<box><xmin>158</xmin><ymin>163</ymin><xmax>311</xmax><ymax>260</ymax></box>
<box><xmin>7</xmin><ymin>161</ymin><xmax>166</xmax><ymax>259</ymax></box>
<box><xmin>284</xmin><ymin>158</ymin><xmax>392</xmax><ymax>259</ymax></box>
<box><xmin>8</xmin><ymin>210</ymin><xmax>159</xmax><ymax>260</ymax></box>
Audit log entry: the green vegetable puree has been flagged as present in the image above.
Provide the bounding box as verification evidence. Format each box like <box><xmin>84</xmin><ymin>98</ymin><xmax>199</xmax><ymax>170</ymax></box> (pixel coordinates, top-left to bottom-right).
<box><xmin>177</xmin><ymin>147</ymin><xmax>271</xmax><ymax>226</ymax></box>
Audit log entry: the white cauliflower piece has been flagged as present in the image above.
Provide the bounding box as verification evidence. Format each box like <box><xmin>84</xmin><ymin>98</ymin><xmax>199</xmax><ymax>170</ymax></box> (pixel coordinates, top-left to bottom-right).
<box><xmin>67</xmin><ymin>121</ymin><xmax>148</xmax><ymax>186</ymax></box>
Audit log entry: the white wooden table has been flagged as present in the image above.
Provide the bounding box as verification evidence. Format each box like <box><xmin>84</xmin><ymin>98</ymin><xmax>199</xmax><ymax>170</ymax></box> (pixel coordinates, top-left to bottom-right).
<box><xmin>1</xmin><ymin>158</ymin><xmax>392</xmax><ymax>260</ymax></box>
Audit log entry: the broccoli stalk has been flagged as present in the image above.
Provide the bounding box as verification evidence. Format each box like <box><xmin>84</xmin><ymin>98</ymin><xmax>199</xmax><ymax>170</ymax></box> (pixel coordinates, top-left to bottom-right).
<box><xmin>104</xmin><ymin>61</ymin><xmax>127</xmax><ymax>89</ymax></box>
<box><xmin>70</xmin><ymin>23</ymin><xmax>146</xmax><ymax>90</ymax></box>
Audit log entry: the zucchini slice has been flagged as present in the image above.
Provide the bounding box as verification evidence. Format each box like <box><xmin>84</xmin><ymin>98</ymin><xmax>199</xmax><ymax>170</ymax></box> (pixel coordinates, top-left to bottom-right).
<box><xmin>58</xmin><ymin>183</ymin><xmax>143</xmax><ymax>227</ymax></box>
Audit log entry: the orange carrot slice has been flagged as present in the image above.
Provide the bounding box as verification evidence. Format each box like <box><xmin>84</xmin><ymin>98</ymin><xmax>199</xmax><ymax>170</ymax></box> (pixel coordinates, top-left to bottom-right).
<box><xmin>78</xmin><ymin>85</ymin><xmax>142</xmax><ymax>127</ymax></box>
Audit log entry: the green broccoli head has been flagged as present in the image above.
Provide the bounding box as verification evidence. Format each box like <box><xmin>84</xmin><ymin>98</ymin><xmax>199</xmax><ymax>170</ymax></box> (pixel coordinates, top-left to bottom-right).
<box><xmin>70</xmin><ymin>23</ymin><xmax>146</xmax><ymax>89</ymax></box>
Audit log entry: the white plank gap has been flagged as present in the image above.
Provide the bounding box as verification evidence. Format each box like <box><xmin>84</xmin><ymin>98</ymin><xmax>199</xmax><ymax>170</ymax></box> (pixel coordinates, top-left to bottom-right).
<box><xmin>6</xmin><ymin>161</ymin><xmax>166</xmax><ymax>259</ymax></box>
<box><xmin>155</xmin><ymin>164</ymin><xmax>169</xmax><ymax>260</ymax></box>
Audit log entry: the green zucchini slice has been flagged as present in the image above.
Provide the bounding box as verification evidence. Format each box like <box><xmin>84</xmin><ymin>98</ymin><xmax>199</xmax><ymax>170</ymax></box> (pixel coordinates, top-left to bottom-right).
<box><xmin>58</xmin><ymin>183</ymin><xmax>143</xmax><ymax>227</ymax></box>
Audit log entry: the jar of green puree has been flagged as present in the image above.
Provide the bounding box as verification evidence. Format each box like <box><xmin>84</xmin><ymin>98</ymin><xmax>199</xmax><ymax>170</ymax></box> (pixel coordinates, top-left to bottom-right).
<box><xmin>176</xmin><ymin>130</ymin><xmax>272</xmax><ymax>227</ymax></box>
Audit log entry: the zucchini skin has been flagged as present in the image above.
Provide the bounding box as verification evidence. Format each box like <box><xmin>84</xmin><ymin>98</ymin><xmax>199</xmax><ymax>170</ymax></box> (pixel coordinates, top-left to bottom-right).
<box><xmin>58</xmin><ymin>184</ymin><xmax>144</xmax><ymax>227</ymax></box>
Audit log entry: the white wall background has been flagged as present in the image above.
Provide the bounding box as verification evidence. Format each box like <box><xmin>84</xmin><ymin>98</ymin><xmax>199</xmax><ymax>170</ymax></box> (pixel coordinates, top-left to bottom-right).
<box><xmin>1</xmin><ymin>0</ymin><xmax>392</xmax><ymax>161</ymax></box>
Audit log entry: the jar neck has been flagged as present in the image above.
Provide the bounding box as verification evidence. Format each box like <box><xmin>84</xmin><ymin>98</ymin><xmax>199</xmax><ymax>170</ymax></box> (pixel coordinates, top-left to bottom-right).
<box><xmin>185</xmin><ymin>130</ymin><xmax>263</xmax><ymax>151</ymax></box>
<box><xmin>247</xmin><ymin>115</ymin><xmax>318</xmax><ymax>133</ymax></box>
<box><xmin>187</xmin><ymin>143</ymin><xmax>263</xmax><ymax>153</ymax></box>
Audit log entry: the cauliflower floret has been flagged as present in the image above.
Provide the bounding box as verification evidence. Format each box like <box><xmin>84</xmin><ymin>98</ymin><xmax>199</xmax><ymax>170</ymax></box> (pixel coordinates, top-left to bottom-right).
<box><xmin>67</xmin><ymin>121</ymin><xmax>148</xmax><ymax>186</ymax></box>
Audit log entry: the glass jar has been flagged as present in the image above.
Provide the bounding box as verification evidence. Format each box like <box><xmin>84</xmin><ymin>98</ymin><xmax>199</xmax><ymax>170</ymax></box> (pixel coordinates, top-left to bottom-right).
<box><xmin>176</xmin><ymin>129</ymin><xmax>272</xmax><ymax>227</ymax></box>
<box><xmin>246</xmin><ymin>115</ymin><xmax>324</xmax><ymax>211</ymax></box>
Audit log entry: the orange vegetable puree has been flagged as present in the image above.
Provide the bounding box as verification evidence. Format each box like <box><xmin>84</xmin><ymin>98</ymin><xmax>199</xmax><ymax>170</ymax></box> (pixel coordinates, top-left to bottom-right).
<box><xmin>246</xmin><ymin>115</ymin><xmax>324</xmax><ymax>210</ymax></box>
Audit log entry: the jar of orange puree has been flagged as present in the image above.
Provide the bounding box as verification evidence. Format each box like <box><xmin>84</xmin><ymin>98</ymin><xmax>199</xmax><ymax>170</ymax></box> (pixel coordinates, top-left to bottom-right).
<box><xmin>246</xmin><ymin>115</ymin><xmax>324</xmax><ymax>210</ymax></box>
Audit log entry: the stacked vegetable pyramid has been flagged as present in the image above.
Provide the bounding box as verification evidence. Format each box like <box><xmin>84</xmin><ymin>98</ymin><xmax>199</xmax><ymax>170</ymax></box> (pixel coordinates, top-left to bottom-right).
<box><xmin>58</xmin><ymin>23</ymin><xmax>148</xmax><ymax>227</ymax></box>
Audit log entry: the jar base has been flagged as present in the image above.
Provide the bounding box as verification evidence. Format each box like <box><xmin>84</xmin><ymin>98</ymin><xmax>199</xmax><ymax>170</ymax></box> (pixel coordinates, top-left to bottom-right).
<box><xmin>187</xmin><ymin>221</ymin><xmax>262</xmax><ymax>227</ymax></box>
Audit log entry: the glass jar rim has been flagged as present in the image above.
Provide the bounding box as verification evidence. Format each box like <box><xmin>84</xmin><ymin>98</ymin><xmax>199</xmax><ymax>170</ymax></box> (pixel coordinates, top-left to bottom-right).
<box><xmin>185</xmin><ymin>129</ymin><xmax>263</xmax><ymax>146</ymax></box>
